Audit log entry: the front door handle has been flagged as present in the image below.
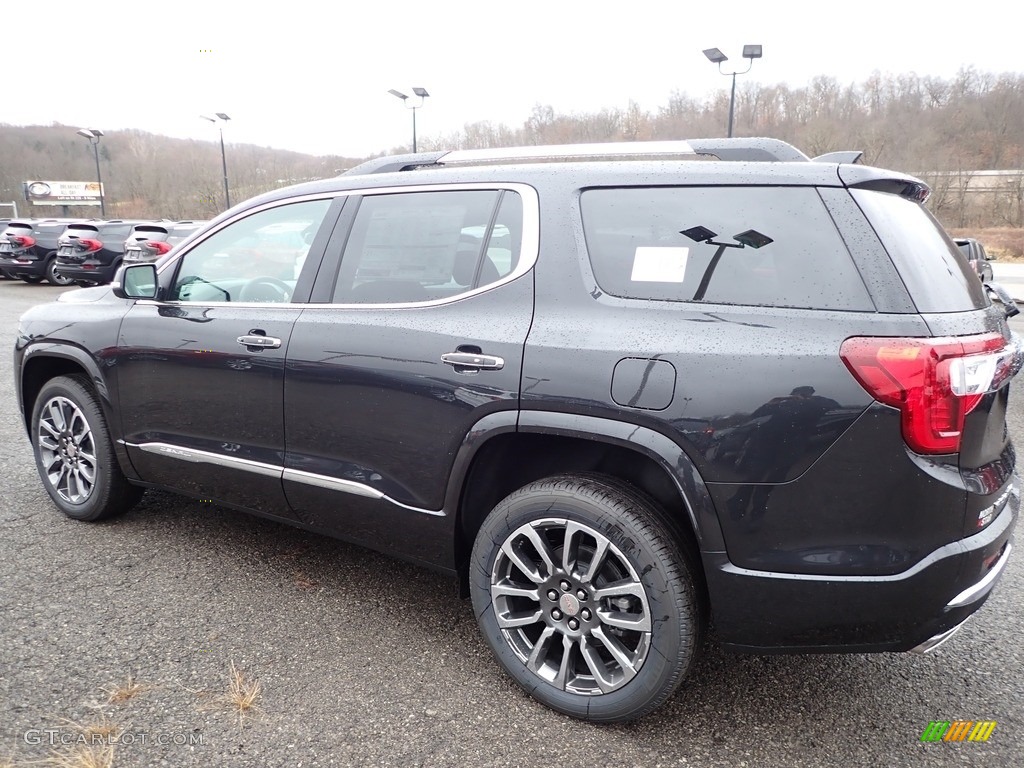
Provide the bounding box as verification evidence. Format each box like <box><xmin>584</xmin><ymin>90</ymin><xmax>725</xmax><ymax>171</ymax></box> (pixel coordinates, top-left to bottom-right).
<box><xmin>441</xmin><ymin>352</ymin><xmax>505</xmax><ymax>370</ymax></box>
<box><xmin>237</xmin><ymin>335</ymin><xmax>282</xmax><ymax>349</ymax></box>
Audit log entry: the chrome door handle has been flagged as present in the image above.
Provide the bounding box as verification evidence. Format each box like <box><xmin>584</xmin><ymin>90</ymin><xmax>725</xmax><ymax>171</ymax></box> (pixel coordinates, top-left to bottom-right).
<box><xmin>237</xmin><ymin>335</ymin><xmax>282</xmax><ymax>349</ymax></box>
<box><xmin>441</xmin><ymin>352</ymin><xmax>505</xmax><ymax>370</ymax></box>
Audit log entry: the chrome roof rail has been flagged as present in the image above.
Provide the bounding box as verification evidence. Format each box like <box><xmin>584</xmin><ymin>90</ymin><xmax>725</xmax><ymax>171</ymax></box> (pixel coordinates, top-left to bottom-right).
<box><xmin>343</xmin><ymin>137</ymin><xmax>811</xmax><ymax>175</ymax></box>
<box><xmin>436</xmin><ymin>140</ymin><xmax>697</xmax><ymax>164</ymax></box>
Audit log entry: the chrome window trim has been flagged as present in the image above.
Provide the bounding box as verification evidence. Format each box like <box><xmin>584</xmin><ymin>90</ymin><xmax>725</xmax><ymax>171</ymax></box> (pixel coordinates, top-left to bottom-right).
<box><xmin>150</xmin><ymin>182</ymin><xmax>539</xmax><ymax>311</ymax></box>
<box><xmin>127</xmin><ymin>441</ymin><xmax>442</xmax><ymax>516</ymax></box>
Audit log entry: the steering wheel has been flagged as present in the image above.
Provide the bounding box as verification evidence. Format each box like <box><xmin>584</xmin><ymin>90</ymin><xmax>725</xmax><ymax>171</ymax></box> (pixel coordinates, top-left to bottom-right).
<box><xmin>238</xmin><ymin>276</ymin><xmax>292</xmax><ymax>303</ymax></box>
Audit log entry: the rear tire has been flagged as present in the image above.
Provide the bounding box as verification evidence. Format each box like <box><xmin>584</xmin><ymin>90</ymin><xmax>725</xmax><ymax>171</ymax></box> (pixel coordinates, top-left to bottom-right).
<box><xmin>45</xmin><ymin>255</ymin><xmax>75</xmax><ymax>286</ymax></box>
<box><xmin>469</xmin><ymin>474</ymin><xmax>704</xmax><ymax>722</ymax></box>
<box><xmin>31</xmin><ymin>375</ymin><xmax>143</xmax><ymax>521</ymax></box>
<box><xmin>21</xmin><ymin>275</ymin><xmax>43</xmax><ymax>284</ymax></box>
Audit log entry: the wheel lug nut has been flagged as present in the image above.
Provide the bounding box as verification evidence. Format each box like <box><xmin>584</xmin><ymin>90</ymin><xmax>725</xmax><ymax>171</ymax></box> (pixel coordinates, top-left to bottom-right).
<box><xmin>581</xmin><ymin>608</ymin><xmax>592</xmax><ymax>620</ymax></box>
<box><xmin>568</xmin><ymin>618</ymin><xmax>579</xmax><ymax>630</ymax></box>
<box><xmin>547</xmin><ymin>589</ymin><xmax>558</xmax><ymax>601</ymax></box>
<box><xmin>560</xmin><ymin>580</ymin><xmax>571</xmax><ymax>591</ymax></box>
<box><xmin>576</xmin><ymin>589</ymin><xmax>587</xmax><ymax>601</ymax></box>
<box><xmin>551</xmin><ymin>609</ymin><xmax>563</xmax><ymax>621</ymax></box>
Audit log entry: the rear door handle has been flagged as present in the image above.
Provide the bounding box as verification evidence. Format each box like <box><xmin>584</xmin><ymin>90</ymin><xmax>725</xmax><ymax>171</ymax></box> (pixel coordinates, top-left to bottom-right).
<box><xmin>441</xmin><ymin>352</ymin><xmax>505</xmax><ymax>370</ymax></box>
<box><xmin>237</xmin><ymin>335</ymin><xmax>282</xmax><ymax>349</ymax></box>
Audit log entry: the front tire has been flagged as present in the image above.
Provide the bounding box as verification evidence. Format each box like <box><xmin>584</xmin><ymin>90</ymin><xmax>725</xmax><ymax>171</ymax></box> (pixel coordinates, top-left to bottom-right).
<box><xmin>31</xmin><ymin>375</ymin><xmax>143</xmax><ymax>521</ymax></box>
<box><xmin>469</xmin><ymin>474</ymin><xmax>704</xmax><ymax>722</ymax></box>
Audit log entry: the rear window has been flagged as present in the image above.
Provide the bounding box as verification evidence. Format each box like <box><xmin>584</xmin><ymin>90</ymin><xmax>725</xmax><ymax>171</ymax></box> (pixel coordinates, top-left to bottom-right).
<box><xmin>852</xmin><ymin>189</ymin><xmax>986</xmax><ymax>312</ymax></box>
<box><xmin>581</xmin><ymin>186</ymin><xmax>873</xmax><ymax>311</ymax></box>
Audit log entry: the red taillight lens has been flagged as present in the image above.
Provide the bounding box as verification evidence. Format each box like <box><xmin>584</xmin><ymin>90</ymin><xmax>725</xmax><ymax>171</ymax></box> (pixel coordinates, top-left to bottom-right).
<box><xmin>840</xmin><ymin>333</ymin><xmax>1010</xmax><ymax>454</ymax></box>
<box><xmin>145</xmin><ymin>240</ymin><xmax>172</xmax><ymax>255</ymax></box>
<box><xmin>9</xmin><ymin>235</ymin><xmax>36</xmax><ymax>248</ymax></box>
<box><xmin>77</xmin><ymin>238</ymin><xmax>103</xmax><ymax>253</ymax></box>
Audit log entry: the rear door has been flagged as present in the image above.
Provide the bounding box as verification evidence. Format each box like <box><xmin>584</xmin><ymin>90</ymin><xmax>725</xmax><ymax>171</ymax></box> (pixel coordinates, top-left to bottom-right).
<box><xmin>281</xmin><ymin>185</ymin><xmax>536</xmax><ymax>564</ymax></box>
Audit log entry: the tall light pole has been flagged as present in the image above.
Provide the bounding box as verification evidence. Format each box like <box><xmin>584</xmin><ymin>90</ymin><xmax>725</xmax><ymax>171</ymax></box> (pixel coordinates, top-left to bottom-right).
<box><xmin>388</xmin><ymin>87</ymin><xmax>430</xmax><ymax>153</ymax></box>
<box><xmin>200</xmin><ymin>113</ymin><xmax>231</xmax><ymax>210</ymax></box>
<box><xmin>703</xmin><ymin>45</ymin><xmax>762</xmax><ymax>138</ymax></box>
<box><xmin>75</xmin><ymin>128</ymin><xmax>106</xmax><ymax>217</ymax></box>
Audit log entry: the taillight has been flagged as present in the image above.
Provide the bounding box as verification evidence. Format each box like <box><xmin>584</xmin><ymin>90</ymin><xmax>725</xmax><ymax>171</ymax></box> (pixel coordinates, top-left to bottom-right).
<box><xmin>9</xmin><ymin>235</ymin><xmax>36</xmax><ymax>248</ymax></box>
<box><xmin>145</xmin><ymin>240</ymin><xmax>172</xmax><ymax>255</ymax></box>
<box><xmin>840</xmin><ymin>333</ymin><xmax>1019</xmax><ymax>454</ymax></box>
<box><xmin>77</xmin><ymin>238</ymin><xmax>103</xmax><ymax>253</ymax></box>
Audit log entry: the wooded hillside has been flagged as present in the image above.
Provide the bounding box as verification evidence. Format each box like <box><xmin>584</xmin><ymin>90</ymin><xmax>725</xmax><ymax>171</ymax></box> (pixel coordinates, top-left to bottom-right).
<box><xmin>2</xmin><ymin>67</ymin><xmax>1022</xmax><ymax>227</ymax></box>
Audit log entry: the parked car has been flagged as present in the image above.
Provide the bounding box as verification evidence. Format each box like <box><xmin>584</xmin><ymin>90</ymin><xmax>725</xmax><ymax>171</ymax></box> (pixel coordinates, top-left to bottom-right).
<box><xmin>54</xmin><ymin>220</ymin><xmax>156</xmax><ymax>285</ymax></box>
<box><xmin>14</xmin><ymin>138</ymin><xmax>1021</xmax><ymax>723</ymax></box>
<box><xmin>954</xmin><ymin>237</ymin><xmax>995</xmax><ymax>281</ymax></box>
<box><xmin>0</xmin><ymin>218</ymin><xmax>86</xmax><ymax>285</ymax></box>
<box><xmin>123</xmin><ymin>220</ymin><xmax>208</xmax><ymax>264</ymax></box>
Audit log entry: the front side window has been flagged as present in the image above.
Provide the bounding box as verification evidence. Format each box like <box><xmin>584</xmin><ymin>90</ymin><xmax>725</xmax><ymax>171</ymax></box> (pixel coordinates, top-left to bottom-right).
<box><xmin>582</xmin><ymin>186</ymin><xmax>873</xmax><ymax>311</ymax></box>
<box><xmin>331</xmin><ymin>189</ymin><xmax>524</xmax><ymax>304</ymax></box>
<box><xmin>171</xmin><ymin>199</ymin><xmax>331</xmax><ymax>303</ymax></box>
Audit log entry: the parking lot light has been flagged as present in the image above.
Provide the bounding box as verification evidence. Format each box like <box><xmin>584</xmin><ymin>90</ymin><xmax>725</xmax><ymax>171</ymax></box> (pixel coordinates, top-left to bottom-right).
<box><xmin>388</xmin><ymin>87</ymin><xmax>430</xmax><ymax>153</ymax></box>
<box><xmin>75</xmin><ymin>128</ymin><xmax>106</xmax><ymax>217</ymax></box>
<box><xmin>703</xmin><ymin>45</ymin><xmax>763</xmax><ymax>138</ymax></box>
<box><xmin>200</xmin><ymin>113</ymin><xmax>232</xmax><ymax>210</ymax></box>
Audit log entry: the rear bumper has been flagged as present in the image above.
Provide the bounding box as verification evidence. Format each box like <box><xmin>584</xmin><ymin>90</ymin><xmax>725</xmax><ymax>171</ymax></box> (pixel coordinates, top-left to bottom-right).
<box><xmin>706</xmin><ymin>478</ymin><xmax>1018</xmax><ymax>652</ymax></box>
<box><xmin>55</xmin><ymin>260</ymin><xmax>118</xmax><ymax>284</ymax></box>
<box><xmin>0</xmin><ymin>255</ymin><xmax>46</xmax><ymax>277</ymax></box>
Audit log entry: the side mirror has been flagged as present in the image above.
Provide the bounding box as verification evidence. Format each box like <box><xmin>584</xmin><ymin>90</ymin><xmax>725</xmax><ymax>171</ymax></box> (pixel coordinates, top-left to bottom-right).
<box><xmin>112</xmin><ymin>264</ymin><xmax>159</xmax><ymax>300</ymax></box>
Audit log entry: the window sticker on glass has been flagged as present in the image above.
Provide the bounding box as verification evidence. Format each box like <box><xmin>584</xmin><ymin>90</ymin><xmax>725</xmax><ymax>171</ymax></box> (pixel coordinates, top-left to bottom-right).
<box><xmin>630</xmin><ymin>247</ymin><xmax>689</xmax><ymax>283</ymax></box>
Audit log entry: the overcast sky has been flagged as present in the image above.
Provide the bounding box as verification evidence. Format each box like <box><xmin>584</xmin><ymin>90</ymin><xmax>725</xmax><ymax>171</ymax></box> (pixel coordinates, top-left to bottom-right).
<box><xmin>6</xmin><ymin>0</ymin><xmax>1021</xmax><ymax>158</ymax></box>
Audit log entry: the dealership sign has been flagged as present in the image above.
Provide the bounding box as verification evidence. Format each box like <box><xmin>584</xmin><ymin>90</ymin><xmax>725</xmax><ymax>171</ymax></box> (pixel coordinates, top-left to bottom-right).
<box><xmin>23</xmin><ymin>180</ymin><xmax>103</xmax><ymax>206</ymax></box>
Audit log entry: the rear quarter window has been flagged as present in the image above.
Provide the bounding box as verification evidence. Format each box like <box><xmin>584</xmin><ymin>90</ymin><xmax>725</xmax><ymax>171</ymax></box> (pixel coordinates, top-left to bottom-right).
<box><xmin>581</xmin><ymin>186</ymin><xmax>873</xmax><ymax>311</ymax></box>
<box><xmin>852</xmin><ymin>189</ymin><xmax>987</xmax><ymax>312</ymax></box>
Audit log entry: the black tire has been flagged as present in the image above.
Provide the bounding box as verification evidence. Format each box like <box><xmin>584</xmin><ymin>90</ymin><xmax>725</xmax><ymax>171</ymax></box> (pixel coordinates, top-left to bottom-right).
<box><xmin>45</xmin><ymin>255</ymin><xmax>75</xmax><ymax>286</ymax></box>
<box><xmin>21</xmin><ymin>275</ymin><xmax>43</xmax><ymax>284</ymax></box>
<box><xmin>31</xmin><ymin>375</ymin><xmax>143</xmax><ymax>521</ymax></box>
<box><xmin>470</xmin><ymin>474</ymin><xmax>704</xmax><ymax>722</ymax></box>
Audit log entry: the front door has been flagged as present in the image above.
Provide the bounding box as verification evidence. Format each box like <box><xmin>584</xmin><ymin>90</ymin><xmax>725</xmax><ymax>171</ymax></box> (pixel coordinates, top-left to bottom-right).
<box><xmin>115</xmin><ymin>198</ymin><xmax>335</xmax><ymax>516</ymax></box>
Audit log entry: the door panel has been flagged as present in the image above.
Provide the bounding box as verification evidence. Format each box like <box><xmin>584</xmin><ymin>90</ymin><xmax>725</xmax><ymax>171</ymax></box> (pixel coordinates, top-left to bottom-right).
<box><xmin>281</xmin><ymin>187</ymin><xmax>536</xmax><ymax>562</ymax></box>
<box><xmin>113</xmin><ymin>198</ymin><xmax>336</xmax><ymax>516</ymax></box>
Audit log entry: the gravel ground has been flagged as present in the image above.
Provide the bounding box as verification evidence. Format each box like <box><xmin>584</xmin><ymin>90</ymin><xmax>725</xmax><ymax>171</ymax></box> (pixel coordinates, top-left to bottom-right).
<box><xmin>1</xmin><ymin>279</ymin><xmax>1021</xmax><ymax>767</ymax></box>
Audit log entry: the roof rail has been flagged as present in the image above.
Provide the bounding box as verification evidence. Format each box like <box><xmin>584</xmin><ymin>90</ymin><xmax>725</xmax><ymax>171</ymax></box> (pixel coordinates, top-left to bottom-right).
<box><xmin>343</xmin><ymin>137</ymin><xmax>811</xmax><ymax>176</ymax></box>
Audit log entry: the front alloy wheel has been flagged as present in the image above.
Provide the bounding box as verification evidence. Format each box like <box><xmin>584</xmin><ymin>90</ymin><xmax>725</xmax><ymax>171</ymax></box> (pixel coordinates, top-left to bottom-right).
<box><xmin>37</xmin><ymin>395</ymin><xmax>98</xmax><ymax>504</ymax></box>
<box><xmin>471</xmin><ymin>474</ymin><xmax>704</xmax><ymax>722</ymax></box>
<box><xmin>31</xmin><ymin>375</ymin><xmax>143</xmax><ymax>521</ymax></box>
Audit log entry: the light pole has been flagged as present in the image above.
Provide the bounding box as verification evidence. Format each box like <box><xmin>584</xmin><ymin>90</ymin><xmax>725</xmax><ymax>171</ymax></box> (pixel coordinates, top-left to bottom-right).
<box><xmin>388</xmin><ymin>87</ymin><xmax>430</xmax><ymax>153</ymax></box>
<box><xmin>200</xmin><ymin>113</ymin><xmax>231</xmax><ymax>210</ymax></box>
<box><xmin>75</xmin><ymin>128</ymin><xmax>106</xmax><ymax>217</ymax></box>
<box><xmin>703</xmin><ymin>45</ymin><xmax>762</xmax><ymax>138</ymax></box>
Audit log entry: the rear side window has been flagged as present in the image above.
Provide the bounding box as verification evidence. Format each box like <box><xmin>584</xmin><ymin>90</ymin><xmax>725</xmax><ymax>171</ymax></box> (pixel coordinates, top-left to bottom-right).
<box><xmin>332</xmin><ymin>189</ymin><xmax>523</xmax><ymax>304</ymax></box>
<box><xmin>852</xmin><ymin>189</ymin><xmax>986</xmax><ymax>312</ymax></box>
<box><xmin>581</xmin><ymin>187</ymin><xmax>873</xmax><ymax>311</ymax></box>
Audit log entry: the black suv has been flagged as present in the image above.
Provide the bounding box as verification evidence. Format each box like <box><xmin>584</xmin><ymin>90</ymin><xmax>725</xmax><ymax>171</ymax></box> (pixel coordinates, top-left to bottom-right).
<box><xmin>14</xmin><ymin>139</ymin><xmax>1020</xmax><ymax>722</ymax></box>
<box><xmin>0</xmin><ymin>218</ymin><xmax>85</xmax><ymax>285</ymax></box>
<box><xmin>123</xmin><ymin>220</ymin><xmax>208</xmax><ymax>264</ymax></box>
<box><xmin>955</xmin><ymin>236</ymin><xmax>995</xmax><ymax>281</ymax></box>
<box><xmin>54</xmin><ymin>220</ymin><xmax>155</xmax><ymax>285</ymax></box>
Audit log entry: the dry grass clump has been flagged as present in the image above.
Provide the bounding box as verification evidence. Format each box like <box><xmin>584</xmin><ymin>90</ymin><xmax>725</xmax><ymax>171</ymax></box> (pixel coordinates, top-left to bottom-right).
<box><xmin>225</xmin><ymin>661</ymin><xmax>263</xmax><ymax>722</ymax></box>
<box><xmin>102</xmin><ymin>673</ymin><xmax>147</xmax><ymax>704</ymax></box>
<box><xmin>949</xmin><ymin>227</ymin><xmax>1024</xmax><ymax>259</ymax></box>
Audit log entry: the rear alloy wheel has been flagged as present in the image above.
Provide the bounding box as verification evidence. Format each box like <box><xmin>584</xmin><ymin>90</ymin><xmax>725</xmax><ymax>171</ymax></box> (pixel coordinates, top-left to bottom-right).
<box><xmin>470</xmin><ymin>474</ymin><xmax>704</xmax><ymax>722</ymax></box>
<box><xmin>32</xmin><ymin>375</ymin><xmax>143</xmax><ymax>521</ymax></box>
<box><xmin>45</xmin><ymin>255</ymin><xmax>75</xmax><ymax>286</ymax></box>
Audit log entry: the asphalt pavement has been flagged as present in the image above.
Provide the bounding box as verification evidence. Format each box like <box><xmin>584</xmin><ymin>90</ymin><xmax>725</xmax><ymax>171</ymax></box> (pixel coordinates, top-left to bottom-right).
<box><xmin>0</xmin><ymin>278</ymin><xmax>1021</xmax><ymax>767</ymax></box>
